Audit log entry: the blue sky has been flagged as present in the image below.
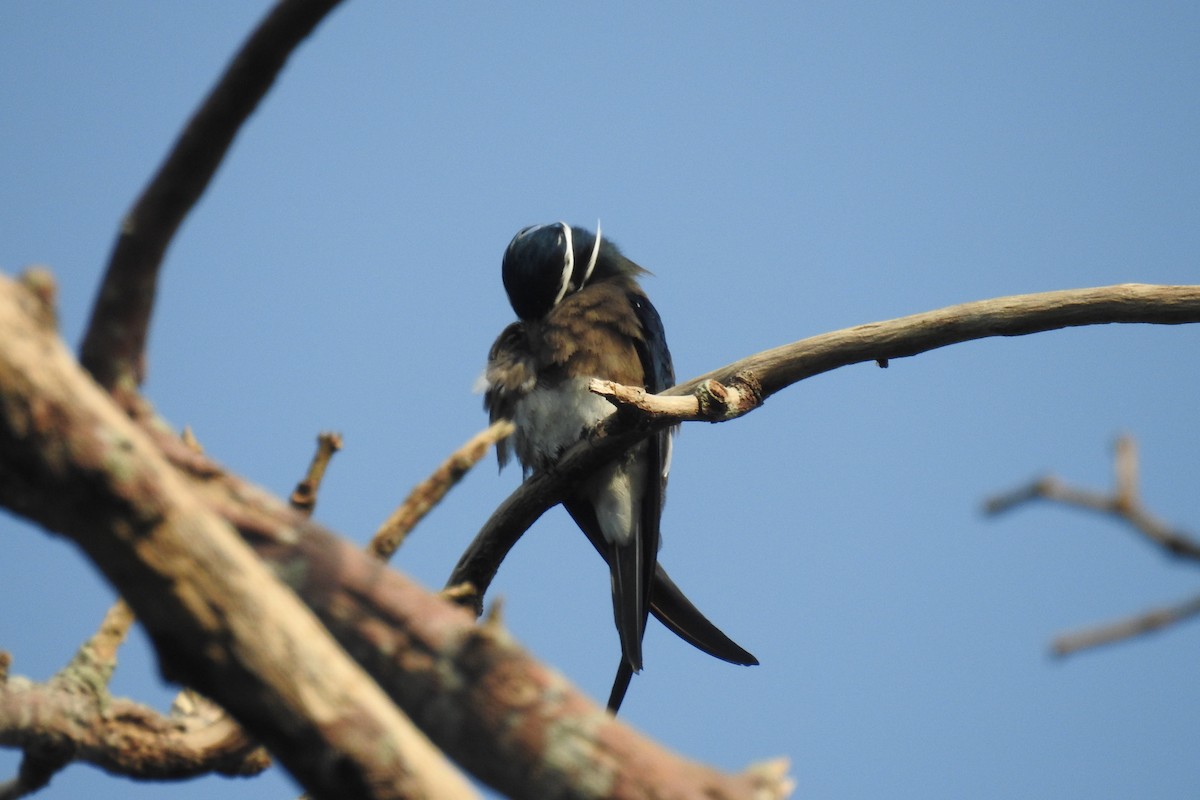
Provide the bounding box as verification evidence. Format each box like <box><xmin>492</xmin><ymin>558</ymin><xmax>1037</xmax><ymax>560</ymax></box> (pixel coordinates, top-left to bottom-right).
<box><xmin>2</xmin><ymin>2</ymin><xmax>1198</xmax><ymax>798</ymax></box>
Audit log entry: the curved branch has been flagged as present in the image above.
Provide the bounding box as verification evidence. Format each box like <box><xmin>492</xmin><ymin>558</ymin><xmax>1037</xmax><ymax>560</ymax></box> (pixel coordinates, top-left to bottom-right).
<box><xmin>671</xmin><ymin>283</ymin><xmax>1200</xmax><ymax>398</ymax></box>
<box><xmin>448</xmin><ymin>283</ymin><xmax>1200</xmax><ymax>610</ymax></box>
<box><xmin>79</xmin><ymin>0</ymin><xmax>344</xmax><ymax>404</ymax></box>
<box><xmin>370</xmin><ymin>420</ymin><xmax>514</xmax><ymax>562</ymax></box>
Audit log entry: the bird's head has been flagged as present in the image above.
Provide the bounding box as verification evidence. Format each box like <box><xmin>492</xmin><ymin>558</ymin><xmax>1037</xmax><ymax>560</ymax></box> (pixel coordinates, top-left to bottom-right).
<box><xmin>501</xmin><ymin>222</ymin><xmax>612</xmax><ymax>320</ymax></box>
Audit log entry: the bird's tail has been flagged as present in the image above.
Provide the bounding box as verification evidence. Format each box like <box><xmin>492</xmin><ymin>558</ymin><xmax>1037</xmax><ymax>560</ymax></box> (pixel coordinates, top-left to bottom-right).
<box><xmin>650</xmin><ymin>567</ymin><xmax>758</xmax><ymax>666</ymax></box>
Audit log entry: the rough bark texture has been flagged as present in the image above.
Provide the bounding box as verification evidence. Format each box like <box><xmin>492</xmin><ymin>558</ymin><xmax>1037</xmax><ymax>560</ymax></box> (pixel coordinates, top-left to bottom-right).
<box><xmin>0</xmin><ymin>269</ymin><xmax>791</xmax><ymax>799</ymax></box>
<box><xmin>0</xmin><ymin>272</ymin><xmax>476</xmax><ymax>800</ymax></box>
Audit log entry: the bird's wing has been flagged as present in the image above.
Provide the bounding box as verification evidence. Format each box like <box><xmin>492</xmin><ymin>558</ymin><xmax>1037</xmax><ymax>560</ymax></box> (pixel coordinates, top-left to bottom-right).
<box><xmin>611</xmin><ymin>288</ymin><xmax>673</xmax><ymax>677</ymax></box>
<box><xmin>482</xmin><ymin>321</ymin><xmax>533</xmax><ymax>469</ymax></box>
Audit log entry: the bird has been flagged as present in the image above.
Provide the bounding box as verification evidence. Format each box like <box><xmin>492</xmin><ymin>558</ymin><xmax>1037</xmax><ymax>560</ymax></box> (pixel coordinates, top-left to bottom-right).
<box><xmin>481</xmin><ymin>221</ymin><xmax>757</xmax><ymax>712</ymax></box>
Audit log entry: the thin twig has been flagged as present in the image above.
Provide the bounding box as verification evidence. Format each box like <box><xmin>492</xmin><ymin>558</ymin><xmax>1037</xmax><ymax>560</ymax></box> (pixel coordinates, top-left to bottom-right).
<box><xmin>290</xmin><ymin>432</ymin><xmax>343</xmax><ymax>516</ymax></box>
<box><xmin>590</xmin><ymin>374</ymin><xmax>763</xmax><ymax>422</ymax></box>
<box><xmin>1052</xmin><ymin>593</ymin><xmax>1200</xmax><ymax>657</ymax></box>
<box><xmin>984</xmin><ymin>437</ymin><xmax>1200</xmax><ymax>562</ymax></box>
<box><xmin>985</xmin><ymin>435</ymin><xmax>1200</xmax><ymax>656</ymax></box>
<box><xmin>672</xmin><ymin>284</ymin><xmax>1200</xmax><ymax>399</ymax></box>
<box><xmin>369</xmin><ymin>421</ymin><xmax>513</xmax><ymax>562</ymax></box>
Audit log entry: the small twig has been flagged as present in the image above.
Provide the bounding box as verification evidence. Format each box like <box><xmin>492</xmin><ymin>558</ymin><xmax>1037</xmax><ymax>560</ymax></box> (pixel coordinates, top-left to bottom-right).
<box><xmin>985</xmin><ymin>435</ymin><xmax>1200</xmax><ymax>656</ymax></box>
<box><xmin>369</xmin><ymin>421</ymin><xmax>513</xmax><ymax>562</ymax></box>
<box><xmin>1113</xmin><ymin>434</ymin><xmax>1138</xmax><ymax>510</ymax></box>
<box><xmin>180</xmin><ymin>425</ymin><xmax>204</xmax><ymax>454</ymax></box>
<box><xmin>89</xmin><ymin>599</ymin><xmax>136</xmax><ymax>666</ymax></box>
<box><xmin>590</xmin><ymin>373</ymin><xmax>763</xmax><ymax>423</ymax></box>
<box><xmin>743</xmin><ymin>758</ymin><xmax>796</xmax><ymax>800</ymax></box>
<box><xmin>1052</xmin><ymin>593</ymin><xmax>1200</xmax><ymax>657</ymax></box>
<box><xmin>983</xmin><ymin>475</ymin><xmax>1114</xmax><ymax>516</ymax></box>
<box><xmin>984</xmin><ymin>440</ymin><xmax>1200</xmax><ymax>562</ymax></box>
<box><xmin>439</xmin><ymin>582</ymin><xmax>479</xmax><ymax>605</ymax></box>
<box><xmin>289</xmin><ymin>432</ymin><xmax>343</xmax><ymax>516</ymax></box>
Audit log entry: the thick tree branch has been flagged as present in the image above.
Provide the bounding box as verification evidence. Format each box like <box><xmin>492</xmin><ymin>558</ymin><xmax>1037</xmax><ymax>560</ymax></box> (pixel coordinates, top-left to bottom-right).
<box><xmin>246</xmin><ymin>519</ymin><xmax>791</xmax><ymax>799</ymax></box>
<box><xmin>449</xmin><ymin>284</ymin><xmax>1200</xmax><ymax>611</ymax></box>
<box><xmin>0</xmin><ymin>272</ymin><xmax>477</xmax><ymax>800</ymax></box>
<box><xmin>0</xmin><ymin>271</ymin><xmax>790</xmax><ymax>798</ymax></box>
<box><xmin>79</xmin><ymin>0</ymin><xmax>344</xmax><ymax>406</ymax></box>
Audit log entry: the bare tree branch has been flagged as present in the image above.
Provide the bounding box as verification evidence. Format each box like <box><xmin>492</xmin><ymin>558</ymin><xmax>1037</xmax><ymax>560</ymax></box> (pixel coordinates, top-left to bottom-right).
<box><xmin>0</xmin><ymin>677</ymin><xmax>269</xmax><ymax>788</ymax></box>
<box><xmin>985</xmin><ymin>434</ymin><xmax>1200</xmax><ymax>656</ymax></box>
<box><xmin>1051</xmin><ymin>593</ymin><xmax>1200</xmax><ymax>657</ymax></box>
<box><xmin>290</xmin><ymin>432</ymin><xmax>343</xmax><ymax>516</ymax></box>
<box><xmin>590</xmin><ymin>374</ymin><xmax>763</xmax><ymax>422</ymax></box>
<box><xmin>0</xmin><ymin>272</ymin><xmax>478</xmax><ymax>800</ymax></box>
<box><xmin>449</xmin><ymin>284</ymin><xmax>1200</xmax><ymax>612</ymax></box>
<box><xmin>984</xmin><ymin>435</ymin><xmax>1200</xmax><ymax>562</ymax></box>
<box><xmin>0</xmin><ymin>602</ymin><xmax>268</xmax><ymax>797</ymax></box>
<box><xmin>79</xmin><ymin>0</ymin><xmax>345</xmax><ymax>407</ymax></box>
<box><xmin>370</xmin><ymin>420</ymin><xmax>514</xmax><ymax>562</ymax></box>
<box><xmin>673</xmin><ymin>283</ymin><xmax>1200</xmax><ymax>398</ymax></box>
<box><xmin>1</xmin><ymin>271</ymin><xmax>791</xmax><ymax>798</ymax></box>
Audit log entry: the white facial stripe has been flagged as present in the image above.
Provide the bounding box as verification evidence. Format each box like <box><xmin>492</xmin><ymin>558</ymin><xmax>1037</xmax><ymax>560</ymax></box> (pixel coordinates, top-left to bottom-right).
<box><xmin>552</xmin><ymin>221</ymin><xmax>574</xmax><ymax>307</ymax></box>
<box><xmin>506</xmin><ymin>224</ymin><xmax>539</xmax><ymax>261</ymax></box>
<box><xmin>582</xmin><ymin>220</ymin><xmax>601</xmax><ymax>288</ymax></box>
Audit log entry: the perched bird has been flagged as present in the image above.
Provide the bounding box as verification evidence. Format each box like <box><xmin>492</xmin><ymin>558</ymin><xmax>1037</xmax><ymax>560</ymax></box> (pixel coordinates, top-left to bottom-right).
<box><xmin>482</xmin><ymin>222</ymin><xmax>757</xmax><ymax>712</ymax></box>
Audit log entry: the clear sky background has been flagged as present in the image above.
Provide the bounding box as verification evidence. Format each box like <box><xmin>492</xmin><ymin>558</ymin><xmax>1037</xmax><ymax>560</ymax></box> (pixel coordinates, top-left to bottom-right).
<box><xmin>3</xmin><ymin>2</ymin><xmax>1199</xmax><ymax>798</ymax></box>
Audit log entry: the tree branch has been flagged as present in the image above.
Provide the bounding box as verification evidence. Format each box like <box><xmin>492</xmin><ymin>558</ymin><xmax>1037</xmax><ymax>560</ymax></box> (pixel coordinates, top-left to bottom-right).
<box><xmin>0</xmin><ymin>272</ymin><xmax>477</xmax><ymax>800</ymax></box>
<box><xmin>449</xmin><ymin>284</ymin><xmax>1200</xmax><ymax>611</ymax></box>
<box><xmin>0</xmin><ymin>602</ymin><xmax>267</xmax><ymax>797</ymax></box>
<box><xmin>79</xmin><ymin>0</ymin><xmax>345</xmax><ymax>406</ymax></box>
<box><xmin>673</xmin><ymin>283</ymin><xmax>1200</xmax><ymax>398</ymax></box>
<box><xmin>290</xmin><ymin>432</ymin><xmax>343</xmax><ymax>516</ymax></box>
<box><xmin>984</xmin><ymin>435</ymin><xmax>1200</xmax><ymax>562</ymax></box>
<box><xmin>370</xmin><ymin>420</ymin><xmax>514</xmax><ymax>562</ymax></box>
<box><xmin>1050</xmin><ymin>593</ymin><xmax>1200</xmax><ymax>657</ymax></box>
<box><xmin>0</xmin><ymin>677</ymin><xmax>268</xmax><ymax>787</ymax></box>
<box><xmin>1</xmin><ymin>270</ymin><xmax>791</xmax><ymax>798</ymax></box>
<box><xmin>985</xmin><ymin>434</ymin><xmax>1200</xmax><ymax>656</ymax></box>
